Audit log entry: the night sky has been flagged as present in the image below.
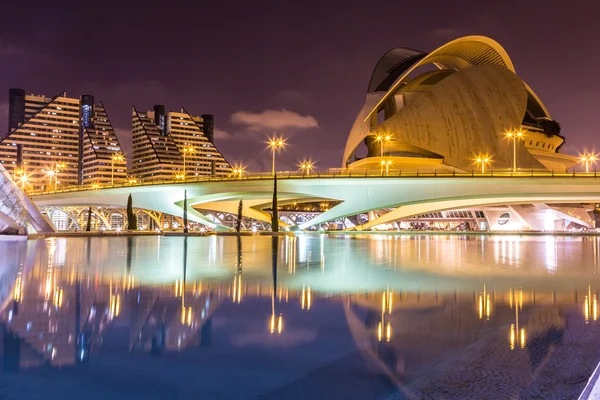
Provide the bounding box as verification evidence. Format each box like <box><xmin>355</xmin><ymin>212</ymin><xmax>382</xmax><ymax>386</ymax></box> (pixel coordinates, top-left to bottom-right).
<box><xmin>0</xmin><ymin>0</ymin><xmax>598</xmax><ymax>172</ymax></box>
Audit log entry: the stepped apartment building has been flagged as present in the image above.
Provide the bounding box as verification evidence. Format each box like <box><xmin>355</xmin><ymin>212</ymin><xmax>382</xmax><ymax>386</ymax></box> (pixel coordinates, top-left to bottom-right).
<box><xmin>132</xmin><ymin>105</ymin><xmax>231</xmax><ymax>182</ymax></box>
<box><xmin>1</xmin><ymin>89</ymin><xmax>127</xmax><ymax>190</ymax></box>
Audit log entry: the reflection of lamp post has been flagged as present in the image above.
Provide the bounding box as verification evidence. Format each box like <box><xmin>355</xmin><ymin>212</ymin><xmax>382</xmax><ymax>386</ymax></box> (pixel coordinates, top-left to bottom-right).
<box><xmin>509</xmin><ymin>289</ymin><xmax>525</xmax><ymax>350</ymax></box>
<box><xmin>301</xmin><ymin>285</ymin><xmax>311</xmax><ymax>310</ymax></box>
<box><xmin>477</xmin><ymin>284</ymin><xmax>492</xmax><ymax>320</ymax></box>
<box><xmin>111</xmin><ymin>153</ymin><xmax>124</xmax><ymax>186</ymax></box>
<box><xmin>506</xmin><ymin>131</ymin><xmax>523</xmax><ymax>173</ymax></box>
<box><xmin>584</xmin><ymin>285</ymin><xmax>598</xmax><ymax>323</ymax></box>
<box><xmin>377</xmin><ymin>290</ymin><xmax>393</xmax><ymax>342</ymax></box>
<box><xmin>268</xmin><ymin>137</ymin><xmax>286</xmax><ymax>176</ymax></box>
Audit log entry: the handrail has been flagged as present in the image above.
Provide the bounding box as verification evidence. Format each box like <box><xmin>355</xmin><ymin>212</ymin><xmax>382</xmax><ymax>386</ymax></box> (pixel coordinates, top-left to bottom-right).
<box><xmin>27</xmin><ymin>169</ymin><xmax>600</xmax><ymax>196</ymax></box>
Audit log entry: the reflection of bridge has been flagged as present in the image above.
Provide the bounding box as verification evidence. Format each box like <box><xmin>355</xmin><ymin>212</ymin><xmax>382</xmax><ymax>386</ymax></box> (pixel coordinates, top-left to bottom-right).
<box><xmin>30</xmin><ymin>172</ymin><xmax>600</xmax><ymax>231</ymax></box>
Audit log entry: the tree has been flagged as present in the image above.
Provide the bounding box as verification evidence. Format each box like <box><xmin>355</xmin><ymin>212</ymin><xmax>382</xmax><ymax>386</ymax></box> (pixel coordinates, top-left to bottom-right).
<box><xmin>127</xmin><ymin>194</ymin><xmax>137</xmax><ymax>230</ymax></box>
<box><xmin>541</xmin><ymin>119</ymin><xmax>561</xmax><ymax>137</ymax></box>
<box><xmin>85</xmin><ymin>206</ymin><xmax>92</xmax><ymax>232</ymax></box>
<box><xmin>271</xmin><ymin>174</ymin><xmax>278</xmax><ymax>232</ymax></box>
<box><xmin>236</xmin><ymin>199</ymin><xmax>243</xmax><ymax>233</ymax></box>
<box><xmin>183</xmin><ymin>190</ymin><xmax>188</xmax><ymax>234</ymax></box>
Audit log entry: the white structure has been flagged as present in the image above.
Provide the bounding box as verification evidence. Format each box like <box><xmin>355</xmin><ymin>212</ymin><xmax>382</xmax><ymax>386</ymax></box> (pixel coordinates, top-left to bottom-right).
<box><xmin>30</xmin><ymin>173</ymin><xmax>600</xmax><ymax>232</ymax></box>
<box><xmin>0</xmin><ymin>162</ymin><xmax>54</xmax><ymax>234</ymax></box>
<box><xmin>344</xmin><ymin>36</ymin><xmax>578</xmax><ymax>173</ymax></box>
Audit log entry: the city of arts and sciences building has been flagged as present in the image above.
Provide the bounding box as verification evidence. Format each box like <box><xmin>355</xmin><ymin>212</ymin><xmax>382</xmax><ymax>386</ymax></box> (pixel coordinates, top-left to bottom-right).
<box><xmin>1</xmin><ymin>36</ymin><xmax>599</xmax><ymax>234</ymax></box>
<box><xmin>3</xmin><ymin>35</ymin><xmax>600</xmax><ymax>400</ymax></box>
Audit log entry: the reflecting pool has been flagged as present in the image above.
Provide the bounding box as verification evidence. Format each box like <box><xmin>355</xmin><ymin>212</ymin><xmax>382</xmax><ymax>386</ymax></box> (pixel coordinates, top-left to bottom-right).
<box><xmin>1</xmin><ymin>234</ymin><xmax>600</xmax><ymax>399</ymax></box>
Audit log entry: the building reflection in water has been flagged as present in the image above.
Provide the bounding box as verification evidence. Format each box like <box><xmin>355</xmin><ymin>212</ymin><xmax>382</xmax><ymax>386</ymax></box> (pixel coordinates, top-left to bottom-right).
<box><xmin>2</xmin><ymin>234</ymin><xmax>600</xmax><ymax>378</ymax></box>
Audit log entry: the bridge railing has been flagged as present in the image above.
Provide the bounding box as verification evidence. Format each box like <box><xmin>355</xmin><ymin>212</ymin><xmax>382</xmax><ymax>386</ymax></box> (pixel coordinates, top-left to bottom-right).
<box><xmin>27</xmin><ymin>168</ymin><xmax>600</xmax><ymax>196</ymax></box>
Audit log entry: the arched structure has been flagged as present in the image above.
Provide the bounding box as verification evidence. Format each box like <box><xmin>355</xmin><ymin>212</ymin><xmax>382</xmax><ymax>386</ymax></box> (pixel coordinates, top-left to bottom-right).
<box><xmin>30</xmin><ymin>175</ymin><xmax>600</xmax><ymax>233</ymax></box>
<box><xmin>0</xmin><ymin>163</ymin><xmax>54</xmax><ymax>233</ymax></box>
<box><xmin>343</xmin><ymin>36</ymin><xmax>577</xmax><ymax>173</ymax></box>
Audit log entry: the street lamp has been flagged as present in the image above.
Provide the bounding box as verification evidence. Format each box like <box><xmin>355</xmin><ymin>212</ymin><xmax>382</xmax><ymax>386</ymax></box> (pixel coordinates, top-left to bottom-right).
<box><xmin>267</xmin><ymin>137</ymin><xmax>286</xmax><ymax>176</ymax></box>
<box><xmin>182</xmin><ymin>146</ymin><xmax>195</xmax><ymax>182</ymax></box>
<box><xmin>580</xmin><ymin>154</ymin><xmax>597</xmax><ymax>173</ymax></box>
<box><xmin>505</xmin><ymin>130</ymin><xmax>524</xmax><ymax>173</ymax></box>
<box><xmin>111</xmin><ymin>153</ymin><xmax>125</xmax><ymax>186</ymax></box>
<box><xmin>299</xmin><ymin>160</ymin><xmax>314</xmax><ymax>176</ymax></box>
<box><xmin>128</xmin><ymin>177</ymin><xmax>137</xmax><ymax>185</ymax></box>
<box><xmin>476</xmin><ymin>155</ymin><xmax>491</xmax><ymax>173</ymax></box>
<box><xmin>375</xmin><ymin>133</ymin><xmax>392</xmax><ymax>173</ymax></box>
<box><xmin>17</xmin><ymin>173</ymin><xmax>28</xmax><ymax>191</ymax></box>
<box><xmin>232</xmin><ymin>165</ymin><xmax>245</xmax><ymax>178</ymax></box>
<box><xmin>14</xmin><ymin>169</ymin><xmax>27</xmax><ymax>190</ymax></box>
<box><xmin>380</xmin><ymin>159</ymin><xmax>392</xmax><ymax>175</ymax></box>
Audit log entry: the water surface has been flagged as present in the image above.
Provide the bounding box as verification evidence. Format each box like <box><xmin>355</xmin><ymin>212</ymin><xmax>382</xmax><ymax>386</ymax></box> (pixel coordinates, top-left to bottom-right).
<box><xmin>1</xmin><ymin>234</ymin><xmax>599</xmax><ymax>399</ymax></box>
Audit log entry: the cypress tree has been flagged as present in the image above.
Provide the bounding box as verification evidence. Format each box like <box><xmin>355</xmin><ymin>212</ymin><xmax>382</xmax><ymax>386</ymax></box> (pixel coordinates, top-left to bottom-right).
<box><xmin>183</xmin><ymin>190</ymin><xmax>188</xmax><ymax>234</ymax></box>
<box><xmin>236</xmin><ymin>199</ymin><xmax>243</xmax><ymax>232</ymax></box>
<box><xmin>127</xmin><ymin>194</ymin><xmax>137</xmax><ymax>230</ymax></box>
<box><xmin>85</xmin><ymin>206</ymin><xmax>92</xmax><ymax>232</ymax></box>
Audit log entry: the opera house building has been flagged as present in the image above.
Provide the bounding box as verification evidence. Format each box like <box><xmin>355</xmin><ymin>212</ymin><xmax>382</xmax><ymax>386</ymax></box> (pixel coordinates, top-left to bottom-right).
<box><xmin>343</xmin><ymin>36</ymin><xmax>578</xmax><ymax>173</ymax></box>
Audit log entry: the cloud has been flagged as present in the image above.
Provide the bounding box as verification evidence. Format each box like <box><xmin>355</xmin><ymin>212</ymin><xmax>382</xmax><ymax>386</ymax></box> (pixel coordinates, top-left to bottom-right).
<box><xmin>214</xmin><ymin>128</ymin><xmax>232</xmax><ymax>140</ymax></box>
<box><xmin>231</xmin><ymin>109</ymin><xmax>318</xmax><ymax>131</ymax></box>
<box><xmin>0</xmin><ymin>39</ymin><xmax>23</xmax><ymax>56</ymax></box>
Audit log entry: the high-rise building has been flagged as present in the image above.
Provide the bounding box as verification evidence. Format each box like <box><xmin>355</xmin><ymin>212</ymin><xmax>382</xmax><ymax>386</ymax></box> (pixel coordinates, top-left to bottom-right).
<box><xmin>131</xmin><ymin>105</ymin><xmax>231</xmax><ymax>182</ymax></box>
<box><xmin>0</xmin><ymin>89</ymin><xmax>127</xmax><ymax>190</ymax></box>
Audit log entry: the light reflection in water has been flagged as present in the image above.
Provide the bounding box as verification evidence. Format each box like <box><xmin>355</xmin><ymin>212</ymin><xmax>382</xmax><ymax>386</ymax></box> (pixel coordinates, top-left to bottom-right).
<box><xmin>2</xmin><ymin>234</ymin><xmax>600</xmax><ymax>373</ymax></box>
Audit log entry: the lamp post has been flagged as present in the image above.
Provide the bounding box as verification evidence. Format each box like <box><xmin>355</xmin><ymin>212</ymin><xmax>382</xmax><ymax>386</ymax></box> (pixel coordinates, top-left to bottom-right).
<box><xmin>268</xmin><ymin>137</ymin><xmax>286</xmax><ymax>176</ymax></box>
<box><xmin>380</xmin><ymin>159</ymin><xmax>392</xmax><ymax>175</ymax></box>
<box><xmin>375</xmin><ymin>134</ymin><xmax>392</xmax><ymax>173</ymax></box>
<box><xmin>111</xmin><ymin>153</ymin><xmax>124</xmax><ymax>186</ymax></box>
<box><xmin>476</xmin><ymin>156</ymin><xmax>491</xmax><ymax>173</ymax></box>
<box><xmin>300</xmin><ymin>160</ymin><xmax>314</xmax><ymax>176</ymax></box>
<box><xmin>580</xmin><ymin>154</ymin><xmax>597</xmax><ymax>173</ymax></box>
<box><xmin>182</xmin><ymin>147</ymin><xmax>195</xmax><ymax>182</ymax></box>
<box><xmin>506</xmin><ymin>131</ymin><xmax>523</xmax><ymax>173</ymax></box>
<box><xmin>45</xmin><ymin>169</ymin><xmax>55</xmax><ymax>192</ymax></box>
<box><xmin>55</xmin><ymin>163</ymin><xmax>65</xmax><ymax>191</ymax></box>
<box><xmin>17</xmin><ymin>173</ymin><xmax>28</xmax><ymax>191</ymax></box>
<box><xmin>232</xmin><ymin>166</ymin><xmax>245</xmax><ymax>178</ymax></box>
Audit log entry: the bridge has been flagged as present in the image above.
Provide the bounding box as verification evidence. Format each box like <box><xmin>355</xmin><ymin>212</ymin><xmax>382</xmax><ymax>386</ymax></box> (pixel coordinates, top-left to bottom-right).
<box><xmin>0</xmin><ymin>164</ymin><xmax>54</xmax><ymax>234</ymax></box>
<box><xmin>29</xmin><ymin>170</ymin><xmax>600</xmax><ymax>232</ymax></box>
